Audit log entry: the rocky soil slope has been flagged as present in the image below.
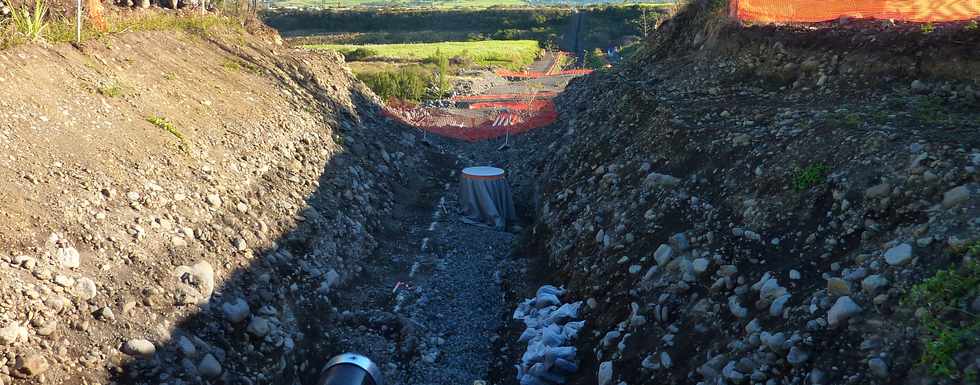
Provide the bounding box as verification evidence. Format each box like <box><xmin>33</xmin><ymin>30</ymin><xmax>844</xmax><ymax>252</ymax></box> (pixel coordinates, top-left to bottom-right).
<box><xmin>497</xmin><ymin>3</ymin><xmax>980</xmax><ymax>385</ymax></box>
<box><xmin>0</xmin><ymin>25</ymin><xmax>437</xmax><ymax>384</ymax></box>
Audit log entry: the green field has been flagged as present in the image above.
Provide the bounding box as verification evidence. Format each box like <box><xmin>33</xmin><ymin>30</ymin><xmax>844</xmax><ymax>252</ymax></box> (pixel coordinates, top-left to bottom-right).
<box><xmin>272</xmin><ymin>0</ymin><xmax>527</xmax><ymax>8</ymax></box>
<box><xmin>305</xmin><ymin>40</ymin><xmax>541</xmax><ymax>69</ymax></box>
<box><xmin>269</xmin><ymin>0</ymin><xmax>673</xmax><ymax>9</ymax></box>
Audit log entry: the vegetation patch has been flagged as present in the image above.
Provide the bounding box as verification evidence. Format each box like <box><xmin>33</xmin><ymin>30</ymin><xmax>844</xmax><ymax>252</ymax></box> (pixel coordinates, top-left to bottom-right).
<box><xmin>146</xmin><ymin>115</ymin><xmax>190</xmax><ymax>152</ymax></box>
<box><xmin>306</xmin><ymin>40</ymin><xmax>540</xmax><ymax>70</ymax></box>
<box><xmin>825</xmin><ymin>111</ymin><xmax>863</xmax><ymax>129</ymax></box>
<box><xmin>3</xmin><ymin>0</ymin><xmax>48</xmax><ymax>43</ymax></box>
<box><xmin>270</xmin><ymin>5</ymin><xmax>665</xmax><ymax>52</ymax></box>
<box><xmin>96</xmin><ymin>80</ymin><xmax>124</xmax><ymax>97</ymax></box>
<box><xmin>356</xmin><ymin>66</ymin><xmax>432</xmax><ymax>102</ymax></box>
<box><xmin>903</xmin><ymin>257</ymin><xmax>980</xmax><ymax>380</ymax></box>
<box><xmin>791</xmin><ymin>163</ymin><xmax>829</xmax><ymax>191</ymax></box>
<box><xmin>343</xmin><ymin>47</ymin><xmax>380</xmax><ymax>61</ymax></box>
<box><xmin>3</xmin><ymin>7</ymin><xmax>247</xmax><ymax>49</ymax></box>
<box><xmin>911</xmin><ymin>96</ymin><xmax>951</xmax><ymax>125</ymax></box>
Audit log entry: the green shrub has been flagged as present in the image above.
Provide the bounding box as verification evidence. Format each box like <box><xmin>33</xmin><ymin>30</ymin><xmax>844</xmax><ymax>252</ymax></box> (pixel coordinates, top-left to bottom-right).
<box><xmin>791</xmin><ymin>163</ymin><xmax>829</xmax><ymax>191</ymax></box>
<box><xmin>428</xmin><ymin>49</ymin><xmax>451</xmax><ymax>98</ymax></box>
<box><xmin>356</xmin><ymin>67</ymin><xmax>432</xmax><ymax>102</ymax></box>
<box><xmin>584</xmin><ymin>48</ymin><xmax>606</xmax><ymax>70</ymax></box>
<box><xmin>344</xmin><ymin>47</ymin><xmax>379</xmax><ymax>61</ymax></box>
<box><xmin>97</xmin><ymin>80</ymin><xmax>123</xmax><ymax>97</ymax></box>
<box><xmin>146</xmin><ymin>115</ymin><xmax>190</xmax><ymax>152</ymax></box>
<box><xmin>4</xmin><ymin>0</ymin><xmax>48</xmax><ymax>42</ymax></box>
<box><xmin>904</xmin><ymin>260</ymin><xmax>980</xmax><ymax>379</ymax></box>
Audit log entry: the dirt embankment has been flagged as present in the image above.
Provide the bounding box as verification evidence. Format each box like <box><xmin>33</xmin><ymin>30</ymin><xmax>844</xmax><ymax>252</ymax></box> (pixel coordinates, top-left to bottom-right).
<box><xmin>0</xmin><ymin>26</ymin><xmax>433</xmax><ymax>384</ymax></box>
<box><xmin>495</xmin><ymin>2</ymin><xmax>980</xmax><ymax>385</ymax></box>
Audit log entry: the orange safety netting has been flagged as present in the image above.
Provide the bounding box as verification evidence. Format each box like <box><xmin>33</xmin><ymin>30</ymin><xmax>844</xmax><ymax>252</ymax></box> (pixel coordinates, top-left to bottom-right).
<box><xmin>467</xmin><ymin>100</ymin><xmax>556</xmax><ymax>111</ymax></box>
<box><xmin>495</xmin><ymin>69</ymin><xmax>594</xmax><ymax>78</ymax></box>
<box><xmin>732</xmin><ymin>0</ymin><xmax>980</xmax><ymax>22</ymax></box>
<box><xmin>383</xmin><ymin>96</ymin><xmax>558</xmax><ymax>142</ymax></box>
<box><xmin>382</xmin><ymin>108</ymin><xmax>558</xmax><ymax>142</ymax></box>
<box><xmin>452</xmin><ymin>92</ymin><xmax>559</xmax><ymax>102</ymax></box>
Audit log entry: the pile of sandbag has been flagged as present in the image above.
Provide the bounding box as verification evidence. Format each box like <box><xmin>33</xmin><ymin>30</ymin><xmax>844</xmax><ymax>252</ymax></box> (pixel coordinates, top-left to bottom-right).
<box><xmin>513</xmin><ymin>285</ymin><xmax>585</xmax><ymax>385</ymax></box>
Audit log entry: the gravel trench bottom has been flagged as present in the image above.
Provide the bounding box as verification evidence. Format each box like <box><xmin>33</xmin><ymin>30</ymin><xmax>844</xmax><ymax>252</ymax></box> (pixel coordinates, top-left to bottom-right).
<box><xmin>319</xmin><ymin>153</ymin><xmax>516</xmax><ymax>385</ymax></box>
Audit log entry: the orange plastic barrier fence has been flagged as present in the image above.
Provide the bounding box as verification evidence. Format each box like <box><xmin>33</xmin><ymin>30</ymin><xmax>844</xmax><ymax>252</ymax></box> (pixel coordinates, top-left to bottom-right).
<box><xmin>382</xmin><ymin>108</ymin><xmax>558</xmax><ymax>142</ymax></box>
<box><xmin>468</xmin><ymin>100</ymin><xmax>556</xmax><ymax>111</ymax></box>
<box><xmin>452</xmin><ymin>92</ymin><xmax>559</xmax><ymax>102</ymax></box>
<box><xmin>495</xmin><ymin>69</ymin><xmax>595</xmax><ymax>78</ymax></box>
<box><xmin>732</xmin><ymin>0</ymin><xmax>980</xmax><ymax>22</ymax></box>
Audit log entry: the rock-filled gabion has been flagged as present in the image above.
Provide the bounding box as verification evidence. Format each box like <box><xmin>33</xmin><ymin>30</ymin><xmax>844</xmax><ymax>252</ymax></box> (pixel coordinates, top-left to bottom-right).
<box><xmin>513</xmin><ymin>285</ymin><xmax>585</xmax><ymax>385</ymax></box>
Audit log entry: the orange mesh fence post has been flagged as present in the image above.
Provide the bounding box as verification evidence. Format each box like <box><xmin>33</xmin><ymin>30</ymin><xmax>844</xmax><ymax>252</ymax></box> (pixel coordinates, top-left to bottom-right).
<box><xmin>87</xmin><ymin>0</ymin><xmax>107</xmax><ymax>32</ymax></box>
<box><xmin>732</xmin><ymin>0</ymin><xmax>980</xmax><ymax>22</ymax></box>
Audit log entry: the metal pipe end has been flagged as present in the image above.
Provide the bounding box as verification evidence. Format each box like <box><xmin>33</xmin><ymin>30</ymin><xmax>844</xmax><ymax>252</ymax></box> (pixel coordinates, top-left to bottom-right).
<box><xmin>323</xmin><ymin>353</ymin><xmax>383</xmax><ymax>385</ymax></box>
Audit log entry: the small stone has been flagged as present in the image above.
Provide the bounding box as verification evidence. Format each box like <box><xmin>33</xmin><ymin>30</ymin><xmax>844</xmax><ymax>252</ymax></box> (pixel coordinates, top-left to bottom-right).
<box><xmin>884</xmin><ymin>244</ymin><xmax>913</xmax><ymax>266</ymax></box>
<box><xmin>942</xmin><ymin>185</ymin><xmax>972</xmax><ymax>208</ymax></box>
<box><xmin>222</xmin><ymin>298</ymin><xmax>250</xmax><ymax>323</ymax></box>
<box><xmin>246</xmin><ymin>317</ymin><xmax>270</xmax><ymax>337</ymax></box>
<box><xmin>911</xmin><ymin>80</ymin><xmax>929</xmax><ymax>94</ymax></box>
<box><xmin>789</xmin><ymin>270</ymin><xmax>801</xmax><ymax>280</ymax></box>
<box><xmin>53</xmin><ymin>275</ymin><xmax>74</xmax><ymax>287</ymax></box>
<box><xmin>786</xmin><ymin>346</ymin><xmax>809</xmax><ymax>365</ymax></box>
<box><xmin>56</xmin><ymin>247</ymin><xmax>80</xmax><ymax>269</ymax></box>
<box><xmin>809</xmin><ymin>369</ymin><xmax>828</xmax><ymax>385</ymax></box>
<box><xmin>644</xmin><ymin>173</ymin><xmax>680</xmax><ymax>189</ymax></box>
<box><xmin>628</xmin><ymin>265</ymin><xmax>641</xmax><ymax>274</ymax></box>
<box><xmin>206</xmin><ymin>194</ymin><xmax>222</xmax><ymax>207</ymax></box>
<box><xmin>172</xmin><ymin>236</ymin><xmax>188</xmax><ymax>247</ymax></box>
<box><xmin>868</xmin><ymin>357</ymin><xmax>888</xmax><ymax>378</ymax></box>
<box><xmin>234</xmin><ymin>238</ymin><xmax>247</xmax><ymax>251</ymax></box>
<box><xmin>317</xmin><ymin>269</ymin><xmax>341</xmax><ymax>294</ymax></box>
<box><xmin>761</xmin><ymin>332</ymin><xmax>786</xmax><ymax>352</ymax></box>
<box><xmin>45</xmin><ymin>296</ymin><xmax>67</xmax><ymax>313</ymax></box>
<box><xmin>598</xmin><ymin>361</ymin><xmax>613</xmax><ymax>385</ymax></box>
<box><xmin>669</xmin><ymin>233</ymin><xmax>690</xmax><ymax>251</ymax></box>
<box><xmin>722</xmin><ymin>361</ymin><xmax>744</xmax><ymax>382</ymax></box>
<box><xmin>0</xmin><ymin>324</ymin><xmax>28</xmax><ymax>345</ymax></box>
<box><xmin>759</xmin><ymin>277</ymin><xmax>787</xmax><ymax>302</ymax></box>
<box><xmin>74</xmin><ymin>278</ymin><xmax>98</xmax><ymax>300</ymax></box>
<box><xmin>95</xmin><ymin>306</ymin><xmax>115</xmax><ymax>321</ymax></box>
<box><xmin>916</xmin><ymin>237</ymin><xmax>934</xmax><ymax>247</ymax></box>
<box><xmin>660</xmin><ymin>351</ymin><xmax>672</xmax><ymax>369</ymax></box>
<box><xmin>177</xmin><ymin>336</ymin><xmax>197</xmax><ymax>357</ymax></box>
<box><xmin>826</xmin><ymin>278</ymin><xmax>851</xmax><ymax>296</ymax></box>
<box><xmin>827</xmin><ymin>296</ymin><xmax>862</xmax><ymax>327</ymax></box>
<box><xmin>122</xmin><ymin>339</ymin><xmax>156</xmax><ymax>357</ymax></box>
<box><xmin>864</xmin><ymin>183</ymin><xmax>891</xmax><ymax>199</ymax></box>
<box><xmin>861</xmin><ymin>275</ymin><xmax>889</xmax><ymax>294</ymax></box>
<box><xmin>654</xmin><ymin>244</ymin><xmax>673</xmax><ymax>266</ymax></box>
<box><xmin>728</xmin><ymin>296</ymin><xmax>748</xmax><ymax>318</ymax></box>
<box><xmin>692</xmin><ymin>258</ymin><xmax>710</xmax><ymax>274</ymax></box>
<box><xmin>126</xmin><ymin>191</ymin><xmax>141</xmax><ymax>201</ymax></box>
<box><xmin>13</xmin><ymin>354</ymin><xmax>48</xmax><ymax>378</ymax></box>
<box><xmin>175</xmin><ymin>261</ymin><xmax>215</xmax><ymax>305</ymax></box>
<box><xmin>769</xmin><ymin>294</ymin><xmax>791</xmax><ymax>317</ymax></box>
<box><xmin>198</xmin><ymin>353</ymin><xmax>222</xmax><ymax>378</ymax></box>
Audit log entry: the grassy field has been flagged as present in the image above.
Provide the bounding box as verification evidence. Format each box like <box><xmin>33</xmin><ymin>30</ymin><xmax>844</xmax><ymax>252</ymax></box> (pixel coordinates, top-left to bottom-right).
<box><xmin>305</xmin><ymin>40</ymin><xmax>541</xmax><ymax>69</ymax></box>
<box><xmin>271</xmin><ymin>0</ymin><xmax>525</xmax><ymax>8</ymax></box>
<box><xmin>269</xmin><ymin>0</ymin><xmax>673</xmax><ymax>9</ymax></box>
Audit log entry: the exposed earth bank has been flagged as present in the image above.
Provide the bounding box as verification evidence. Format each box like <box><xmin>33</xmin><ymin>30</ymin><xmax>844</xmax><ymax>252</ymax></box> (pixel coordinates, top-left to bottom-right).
<box><xmin>0</xmin><ymin>23</ymin><xmax>468</xmax><ymax>384</ymax></box>
<box><xmin>494</xmin><ymin>2</ymin><xmax>980</xmax><ymax>385</ymax></box>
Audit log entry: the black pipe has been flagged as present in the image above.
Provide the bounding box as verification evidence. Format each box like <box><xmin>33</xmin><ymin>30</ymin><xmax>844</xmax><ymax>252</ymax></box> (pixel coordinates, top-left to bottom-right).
<box><xmin>318</xmin><ymin>353</ymin><xmax>383</xmax><ymax>385</ymax></box>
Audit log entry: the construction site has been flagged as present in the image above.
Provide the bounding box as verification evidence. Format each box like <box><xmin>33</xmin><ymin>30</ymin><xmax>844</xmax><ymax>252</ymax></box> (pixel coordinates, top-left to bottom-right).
<box><xmin>0</xmin><ymin>0</ymin><xmax>978</xmax><ymax>385</ymax></box>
